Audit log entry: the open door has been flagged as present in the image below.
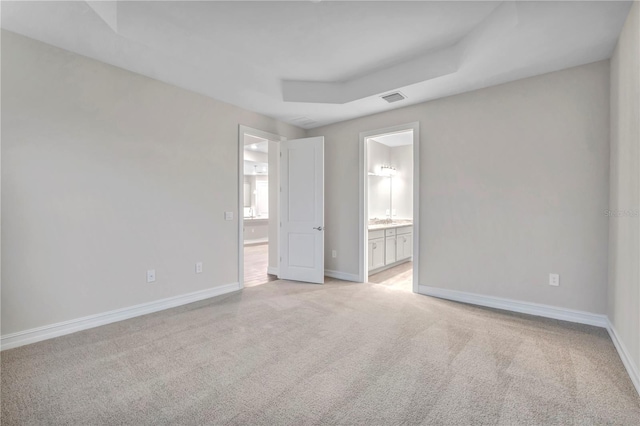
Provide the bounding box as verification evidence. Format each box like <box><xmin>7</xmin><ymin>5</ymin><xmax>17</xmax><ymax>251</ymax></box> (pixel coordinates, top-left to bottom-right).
<box><xmin>278</xmin><ymin>137</ymin><xmax>324</xmax><ymax>284</ymax></box>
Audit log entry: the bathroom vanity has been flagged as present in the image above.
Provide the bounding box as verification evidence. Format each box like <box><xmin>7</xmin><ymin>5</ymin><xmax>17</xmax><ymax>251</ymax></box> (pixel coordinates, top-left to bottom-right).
<box><xmin>367</xmin><ymin>221</ymin><xmax>413</xmax><ymax>274</ymax></box>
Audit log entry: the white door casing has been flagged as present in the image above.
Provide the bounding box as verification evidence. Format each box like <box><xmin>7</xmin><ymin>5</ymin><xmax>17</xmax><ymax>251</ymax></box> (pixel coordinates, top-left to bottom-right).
<box><xmin>278</xmin><ymin>137</ymin><xmax>325</xmax><ymax>284</ymax></box>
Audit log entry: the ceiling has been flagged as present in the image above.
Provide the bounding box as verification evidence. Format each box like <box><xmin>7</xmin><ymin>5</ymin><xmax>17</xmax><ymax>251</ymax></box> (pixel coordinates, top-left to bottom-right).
<box><xmin>1</xmin><ymin>1</ymin><xmax>632</xmax><ymax>129</ymax></box>
<box><xmin>244</xmin><ymin>135</ymin><xmax>269</xmax><ymax>153</ymax></box>
<box><xmin>243</xmin><ymin>134</ymin><xmax>268</xmax><ymax>175</ymax></box>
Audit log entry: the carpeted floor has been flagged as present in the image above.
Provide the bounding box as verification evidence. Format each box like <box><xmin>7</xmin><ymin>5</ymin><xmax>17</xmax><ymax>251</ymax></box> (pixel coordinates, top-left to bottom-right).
<box><xmin>2</xmin><ymin>279</ymin><xmax>639</xmax><ymax>425</ymax></box>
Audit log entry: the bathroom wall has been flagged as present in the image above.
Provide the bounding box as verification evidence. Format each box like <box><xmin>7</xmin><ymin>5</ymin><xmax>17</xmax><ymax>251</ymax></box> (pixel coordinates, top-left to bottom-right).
<box><xmin>390</xmin><ymin>145</ymin><xmax>413</xmax><ymax>220</ymax></box>
<box><xmin>367</xmin><ymin>139</ymin><xmax>391</xmax><ymax>218</ymax></box>
<box><xmin>367</xmin><ymin>139</ymin><xmax>413</xmax><ymax>220</ymax></box>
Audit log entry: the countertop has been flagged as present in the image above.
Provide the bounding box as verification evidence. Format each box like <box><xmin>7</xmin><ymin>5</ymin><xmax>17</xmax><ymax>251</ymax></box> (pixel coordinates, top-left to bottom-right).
<box><xmin>367</xmin><ymin>220</ymin><xmax>413</xmax><ymax>231</ymax></box>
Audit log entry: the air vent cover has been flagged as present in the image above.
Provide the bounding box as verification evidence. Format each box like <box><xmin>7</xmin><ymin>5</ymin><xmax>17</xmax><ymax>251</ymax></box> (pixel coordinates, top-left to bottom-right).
<box><xmin>381</xmin><ymin>92</ymin><xmax>406</xmax><ymax>103</ymax></box>
<box><xmin>290</xmin><ymin>116</ymin><xmax>318</xmax><ymax>127</ymax></box>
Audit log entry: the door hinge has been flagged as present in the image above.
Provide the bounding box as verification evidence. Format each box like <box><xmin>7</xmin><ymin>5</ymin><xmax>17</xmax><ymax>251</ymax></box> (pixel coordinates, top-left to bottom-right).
<box><xmin>280</xmin><ymin>152</ymin><xmax>282</xmax><ymax>158</ymax></box>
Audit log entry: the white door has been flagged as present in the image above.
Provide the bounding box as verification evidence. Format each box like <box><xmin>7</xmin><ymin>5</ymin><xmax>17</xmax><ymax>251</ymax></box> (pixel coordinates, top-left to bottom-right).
<box><xmin>279</xmin><ymin>137</ymin><xmax>324</xmax><ymax>284</ymax></box>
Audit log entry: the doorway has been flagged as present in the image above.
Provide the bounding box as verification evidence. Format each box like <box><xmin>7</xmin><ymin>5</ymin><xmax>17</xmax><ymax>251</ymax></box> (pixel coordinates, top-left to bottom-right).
<box><xmin>359</xmin><ymin>123</ymin><xmax>420</xmax><ymax>292</ymax></box>
<box><xmin>238</xmin><ymin>126</ymin><xmax>284</xmax><ymax>288</ymax></box>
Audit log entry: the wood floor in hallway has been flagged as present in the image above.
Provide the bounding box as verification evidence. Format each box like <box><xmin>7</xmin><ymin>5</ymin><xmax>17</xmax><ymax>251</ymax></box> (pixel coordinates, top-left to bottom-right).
<box><xmin>243</xmin><ymin>243</ymin><xmax>277</xmax><ymax>287</ymax></box>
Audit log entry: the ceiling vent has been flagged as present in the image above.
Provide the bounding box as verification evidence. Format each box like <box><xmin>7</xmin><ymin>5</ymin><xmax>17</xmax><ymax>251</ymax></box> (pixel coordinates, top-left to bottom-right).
<box><xmin>381</xmin><ymin>92</ymin><xmax>406</xmax><ymax>103</ymax></box>
<box><xmin>290</xmin><ymin>116</ymin><xmax>318</xmax><ymax>127</ymax></box>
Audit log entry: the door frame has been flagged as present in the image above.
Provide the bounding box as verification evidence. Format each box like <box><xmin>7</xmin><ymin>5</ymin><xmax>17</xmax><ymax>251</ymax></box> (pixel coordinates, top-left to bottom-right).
<box><xmin>238</xmin><ymin>125</ymin><xmax>286</xmax><ymax>289</ymax></box>
<box><xmin>358</xmin><ymin>122</ymin><xmax>420</xmax><ymax>292</ymax></box>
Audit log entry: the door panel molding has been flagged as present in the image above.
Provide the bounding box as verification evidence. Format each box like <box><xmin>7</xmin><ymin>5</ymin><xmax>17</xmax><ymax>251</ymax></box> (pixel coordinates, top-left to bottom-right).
<box><xmin>279</xmin><ymin>137</ymin><xmax>325</xmax><ymax>284</ymax></box>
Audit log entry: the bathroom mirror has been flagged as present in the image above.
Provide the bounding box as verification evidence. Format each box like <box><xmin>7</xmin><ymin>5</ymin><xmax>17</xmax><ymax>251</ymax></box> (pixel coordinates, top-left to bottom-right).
<box><xmin>368</xmin><ymin>175</ymin><xmax>391</xmax><ymax>219</ymax></box>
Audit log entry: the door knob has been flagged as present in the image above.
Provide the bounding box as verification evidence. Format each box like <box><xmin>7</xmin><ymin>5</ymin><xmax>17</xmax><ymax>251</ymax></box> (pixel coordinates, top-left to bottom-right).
<box><xmin>313</xmin><ymin>226</ymin><xmax>324</xmax><ymax>231</ymax></box>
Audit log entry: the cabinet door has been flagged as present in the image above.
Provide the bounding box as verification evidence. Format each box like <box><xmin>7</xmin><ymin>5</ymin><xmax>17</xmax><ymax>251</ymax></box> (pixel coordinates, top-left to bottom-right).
<box><xmin>371</xmin><ymin>238</ymin><xmax>386</xmax><ymax>270</ymax></box>
<box><xmin>398</xmin><ymin>233</ymin><xmax>413</xmax><ymax>261</ymax></box>
<box><xmin>367</xmin><ymin>240</ymin><xmax>374</xmax><ymax>270</ymax></box>
<box><xmin>385</xmin><ymin>236</ymin><xmax>396</xmax><ymax>265</ymax></box>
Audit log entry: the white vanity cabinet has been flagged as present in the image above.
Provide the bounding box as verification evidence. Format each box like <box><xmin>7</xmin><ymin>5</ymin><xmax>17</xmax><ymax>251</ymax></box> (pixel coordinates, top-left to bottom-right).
<box><xmin>368</xmin><ymin>225</ymin><xmax>412</xmax><ymax>275</ymax></box>
<box><xmin>396</xmin><ymin>226</ymin><xmax>413</xmax><ymax>261</ymax></box>
<box><xmin>367</xmin><ymin>230</ymin><xmax>386</xmax><ymax>270</ymax></box>
<box><xmin>385</xmin><ymin>228</ymin><xmax>396</xmax><ymax>264</ymax></box>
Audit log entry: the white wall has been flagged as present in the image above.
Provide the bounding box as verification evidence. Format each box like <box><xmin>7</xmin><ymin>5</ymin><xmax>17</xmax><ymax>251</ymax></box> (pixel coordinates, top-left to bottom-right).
<box><xmin>309</xmin><ymin>60</ymin><xmax>611</xmax><ymax>314</ymax></box>
<box><xmin>0</xmin><ymin>28</ymin><xmax>619</xmax><ymax>339</ymax></box>
<box><xmin>390</xmin><ymin>145</ymin><xmax>413</xmax><ymax>220</ymax></box>
<box><xmin>367</xmin><ymin>140</ymin><xmax>391</xmax><ymax>218</ymax></box>
<box><xmin>0</xmin><ymin>31</ymin><xmax>305</xmax><ymax>335</ymax></box>
<box><xmin>608</xmin><ymin>1</ymin><xmax>640</xmax><ymax>380</ymax></box>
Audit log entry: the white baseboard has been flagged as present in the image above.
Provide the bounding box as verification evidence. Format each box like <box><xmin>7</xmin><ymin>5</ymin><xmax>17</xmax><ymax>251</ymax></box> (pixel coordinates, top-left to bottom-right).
<box><xmin>606</xmin><ymin>321</ymin><xmax>640</xmax><ymax>397</ymax></box>
<box><xmin>1</xmin><ymin>282</ymin><xmax>241</xmax><ymax>351</ymax></box>
<box><xmin>325</xmin><ymin>269</ymin><xmax>361</xmax><ymax>282</ymax></box>
<box><xmin>267</xmin><ymin>266</ymin><xmax>279</xmax><ymax>276</ymax></box>
<box><xmin>418</xmin><ymin>285</ymin><xmax>608</xmax><ymax>328</ymax></box>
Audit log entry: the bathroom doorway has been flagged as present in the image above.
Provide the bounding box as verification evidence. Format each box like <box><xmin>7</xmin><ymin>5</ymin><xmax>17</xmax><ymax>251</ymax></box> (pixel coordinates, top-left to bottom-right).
<box><xmin>359</xmin><ymin>123</ymin><xmax>420</xmax><ymax>292</ymax></box>
<box><xmin>238</xmin><ymin>126</ymin><xmax>284</xmax><ymax>288</ymax></box>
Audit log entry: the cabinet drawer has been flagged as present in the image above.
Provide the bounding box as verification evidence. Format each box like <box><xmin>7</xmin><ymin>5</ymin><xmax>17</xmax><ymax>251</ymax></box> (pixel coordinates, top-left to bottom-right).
<box><xmin>385</xmin><ymin>228</ymin><xmax>396</xmax><ymax>237</ymax></box>
<box><xmin>368</xmin><ymin>229</ymin><xmax>384</xmax><ymax>240</ymax></box>
<box><xmin>397</xmin><ymin>226</ymin><xmax>412</xmax><ymax>235</ymax></box>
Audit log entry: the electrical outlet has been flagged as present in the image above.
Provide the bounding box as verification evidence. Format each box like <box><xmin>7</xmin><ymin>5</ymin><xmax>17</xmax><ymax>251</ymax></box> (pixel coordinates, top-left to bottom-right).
<box><xmin>195</xmin><ymin>262</ymin><xmax>203</xmax><ymax>274</ymax></box>
<box><xmin>147</xmin><ymin>269</ymin><xmax>156</xmax><ymax>283</ymax></box>
<box><xmin>549</xmin><ymin>273</ymin><xmax>560</xmax><ymax>287</ymax></box>
<box><xmin>332</xmin><ymin>250</ymin><xmax>337</xmax><ymax>258</ymax></box>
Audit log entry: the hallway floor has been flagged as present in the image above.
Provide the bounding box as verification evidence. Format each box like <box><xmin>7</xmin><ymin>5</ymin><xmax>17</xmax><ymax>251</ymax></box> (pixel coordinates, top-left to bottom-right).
<box><xmin>243</xmin><ymin>243</ymin><xmax>276</xmax><ymax>288</ymax></box>
<box><xmin>245</xmin><ymin>243</ymin><xmax>413</xmax><ymax>291</ymax></box>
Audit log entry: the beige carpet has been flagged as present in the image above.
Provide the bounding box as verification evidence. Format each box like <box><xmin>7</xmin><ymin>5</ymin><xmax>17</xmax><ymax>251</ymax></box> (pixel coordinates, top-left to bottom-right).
<box><xmin>2</xmin><ymin>279</ymin><xmax>639</xmax><ymax>425</ymax></box>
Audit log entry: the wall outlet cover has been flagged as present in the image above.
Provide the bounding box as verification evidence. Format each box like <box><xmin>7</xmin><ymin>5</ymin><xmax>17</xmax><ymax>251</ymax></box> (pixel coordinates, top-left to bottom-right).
<box><xmin>147</xmin><ymin>269</ymin><xmax>156</xmax><ymax>283</ymax></box>
<box><xmin>549</xmin><ymin>273</ymin><xmax>560</xmax><ymax>286</ymax></box>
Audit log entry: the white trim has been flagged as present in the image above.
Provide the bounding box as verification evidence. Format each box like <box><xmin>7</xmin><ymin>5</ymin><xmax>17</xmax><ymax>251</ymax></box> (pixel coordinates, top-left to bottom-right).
<box><xmin>420</xmin><ymin>285</ymin><xmax>640</xmax><ymax>396</ymax></box>
<box><xmin>359</xmin><ymin>132</ymin><xmax>366</xmax><ymax>282</ymax></box>
<box><xmin>324</xmin><ymin>269</ymin><xmax>360</xmax><ymax>282</ymax></box>
<box><xmin>607</xmin><ymin>320</ymin><xmax>640</xmax><ymax>396</ymax></box>
<box><xmin>359</xmin><ymin>122</ymin><xmax>420</xmax><ymax>290</ymax></box>
<box><xmin>238</xmin><ymin>126</ymin><xmax>286</xmax><ymax>290</ymax></box>
<box><xmin>267</xmin><ymin>266</ymin><xmax>279</xmax><ymax>276</ymax></box>
<box><xmin>418</xmin><ymin>285</ymin><xmax>608</xmax><ymax>328</ymax></box>
<box><xmin>1</xmin><ymin>283</ymin><xmax>241</xmax><ymax>351</ymax></box>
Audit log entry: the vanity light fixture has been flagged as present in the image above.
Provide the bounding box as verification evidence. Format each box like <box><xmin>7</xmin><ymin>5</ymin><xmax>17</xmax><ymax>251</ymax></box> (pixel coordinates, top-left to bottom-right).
<box><xmin>380</xmin><ymin>165</ymin><xmax>397</xmax><ymax>177</ymax></box>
